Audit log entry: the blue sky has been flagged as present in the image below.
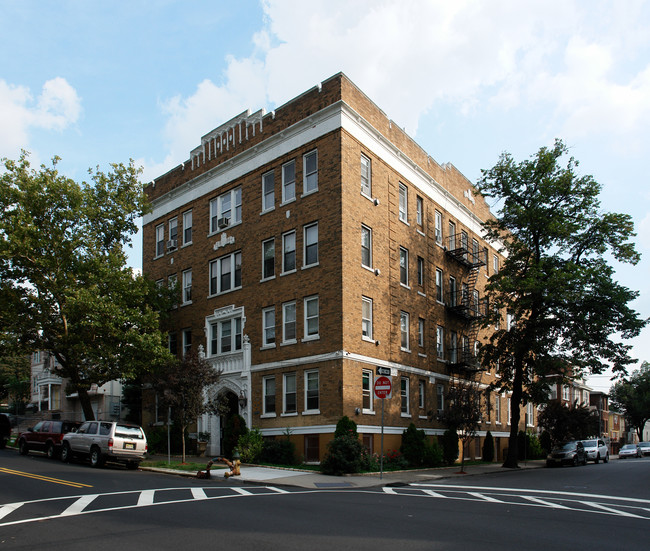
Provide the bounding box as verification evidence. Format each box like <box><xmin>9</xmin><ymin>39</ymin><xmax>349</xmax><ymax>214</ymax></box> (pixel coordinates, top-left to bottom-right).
<box><xmin>2</xmin><ymin>0</ymin><xmax>649</xmax><ymax>390</ymax></box>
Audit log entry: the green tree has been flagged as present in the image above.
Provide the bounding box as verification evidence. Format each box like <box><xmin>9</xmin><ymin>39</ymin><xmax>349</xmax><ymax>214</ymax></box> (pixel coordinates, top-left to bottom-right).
<box><xmin>476</xmin><ymin>140</ymin><xmax>646</xmax><ymax>468</ymax></box>
<box><xmin>610</xmin><ymin>362</ymin><xmax>650</xmax><ymax>441</ymax></box>
<box><xmin>537</xmin><ymin>401</ymin><xmax>600</xmax><ymax>446</ymax></box>
<box><xmin>155</xmin><ymin>351</ymin><xmax>221</xmax><ymax>463</ymax></box>
<box><xmin>0</xmin><ymin>352</ymin><xmax>30</xmax><ymax>413</ymax></box>
<box><xmin>0</xmin><ymin>152</ymin><xmax>173</xmax><ymax>420</ymax></box>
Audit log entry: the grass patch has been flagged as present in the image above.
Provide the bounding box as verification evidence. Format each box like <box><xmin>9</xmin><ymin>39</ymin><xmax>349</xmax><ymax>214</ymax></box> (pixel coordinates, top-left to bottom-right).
<box><xmin>141</xmin><ymin>460</ymin><xmax>225</xmax><ymax>472</ymax></box>
<box><xmin>254</xmin><ymin>462</ymin><xmax>321</xmax><ymax>471</ymax></box>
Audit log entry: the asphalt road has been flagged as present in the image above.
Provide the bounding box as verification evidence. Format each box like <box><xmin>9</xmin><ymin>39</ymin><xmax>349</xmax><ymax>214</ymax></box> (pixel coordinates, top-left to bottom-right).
<box><xmin>1</xmin><ymin>448</ymin><xmax>648</xmax><ymax>550</ymax></box>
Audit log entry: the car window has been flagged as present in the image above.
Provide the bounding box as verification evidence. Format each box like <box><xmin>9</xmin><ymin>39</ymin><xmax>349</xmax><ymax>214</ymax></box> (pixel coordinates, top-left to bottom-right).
<box><xmin>115</xmin><ymin>425</ymin><xmax>144</xmax><ymax>439</ymax></box>
<box><xmin>32</xmin><ymin>421</ymin><xmax>43</xmax><ymax>432</ymax></box>
<box><xmin>41</xmin><ymin>422</ymin><xmax>51</xmax><ymax>432</ymax></box>
<box><xmin>77</xmin><ymin>422</ymin><xmax>90</xmax><ymax>434</ymax></box>
<box><xmin>51</xmin><ymin>421</ymin><xmax>62</xmax><ymax>432</ymax></box>
<box><xmin>86</xmin><ymin>422</ymin><xmax>99</xmax><ymax>435</ymax></box>
<box><xmin>99</xmin><ymin>422</ymin><xmax>112</xmax><ymax>436</ymax></box>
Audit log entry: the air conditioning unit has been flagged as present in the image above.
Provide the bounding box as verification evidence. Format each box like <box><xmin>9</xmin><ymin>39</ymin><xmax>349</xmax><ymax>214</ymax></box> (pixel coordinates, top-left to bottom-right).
<box><xmin>167</xmin><ymin>239</ymin><xmax>178</xmax><ymax>250</ymax></box>
<box><xmin>217</xmin><ymin>217</ymin><xmax>230</xmax><ymax>229</ymax></box>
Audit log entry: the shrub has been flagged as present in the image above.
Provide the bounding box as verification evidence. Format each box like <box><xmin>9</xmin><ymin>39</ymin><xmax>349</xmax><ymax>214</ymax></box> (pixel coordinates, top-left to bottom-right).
<box><xmin>539</xmin><ymin>431</ymin><xmax>552</xmax><ymax>455</ymax></box>
<box><xmin>260</xmin><ymin>438</ymin><xmax>297</xmax><ymax>465</ymax></box>
<box><xmin>440</xmin><ymin>429</ymin><xmax>459</xmax><ymax>465</ymax></box>
<box><xmin>423</xmin><ymin>439</ymin><xmax>444</xmax><ymax>467</ymax></box>
<box><xmin>237</xmin><ymin>428</ymin><xmax>264</xmax><ymax>463</ymax></box>
<box><xmin>145</xmin><ymin>425</ymin><xmax>183</xmax><ymax>455</ymax></box>
<box><xmin>400</xmin><ymin>423</ymin><xmax>427</xmax><ymax>467</ymax></box>
<box><xmin>334</xmin><ymin>416</ymin><xmax>358</xmax><ymax>439</ymax></box>
<box><xmin>321</xmin><ymin>432</ymin><xmax>366</xmax><ymax>475</ymax></box>
<box><xmin>482</xmin><ymin>431</ymin><xmax>495</xmax><ymax>462</ymax></box>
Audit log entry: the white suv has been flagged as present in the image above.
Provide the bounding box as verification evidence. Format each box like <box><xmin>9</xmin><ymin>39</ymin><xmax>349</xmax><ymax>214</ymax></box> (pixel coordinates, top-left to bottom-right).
<box><xmin>581</xmin><ymin>438</ymin><xmax>609</xmax><ymax>463</ymax></box>
<box><xmin>61</xmin><ymin>421</ymin><xmax>147</xmax><ymax>469</ymax></box>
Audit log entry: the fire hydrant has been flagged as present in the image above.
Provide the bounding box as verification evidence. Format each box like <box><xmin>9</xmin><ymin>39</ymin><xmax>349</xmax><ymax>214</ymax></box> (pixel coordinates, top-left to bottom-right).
<box><xmin>218</xmin><ymin>449</ymin><xmax>241</xmax><ymax>478</ymax></box>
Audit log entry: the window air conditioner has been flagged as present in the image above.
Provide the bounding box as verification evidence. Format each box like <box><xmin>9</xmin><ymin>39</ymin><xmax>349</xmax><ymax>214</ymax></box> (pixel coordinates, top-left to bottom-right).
<box><xmin>167</xmin><ymin>239</ymin><xmax>178</xmax><ymax>250</ymax></box>
<box><xmin>217</xmin><ymin>217</ymin><xmax>230</xmax><ymax>229</ymax></box>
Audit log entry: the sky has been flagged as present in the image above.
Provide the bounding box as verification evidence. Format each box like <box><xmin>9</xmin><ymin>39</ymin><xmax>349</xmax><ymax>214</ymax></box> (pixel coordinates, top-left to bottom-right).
<box><xmin>2</xmin><ymin>0</ymin><xmax>649</xmax><ymax>392</ymax></box>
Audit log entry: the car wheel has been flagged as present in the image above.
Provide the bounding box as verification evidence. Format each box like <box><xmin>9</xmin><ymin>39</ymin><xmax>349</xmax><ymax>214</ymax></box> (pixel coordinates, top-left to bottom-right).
<box><xmin>0</xmin><ymin>438</ymin><xmax>6</xmax><ymax>450</ymax></box>
<box><xmin>603</xmin><ymin>454</ymin><xmax>609</xmax><ymax>463</ymax></box>
<box><xmin>594</xmin><ymin>454</ymin><xmax>599</xmax><ymax>464</ymax></box>
<box><xmin>18</xmin><ymin>439</ymin><xmax>29</xmax><ymax>456</ymax></box>
<box><xmin>572</xmin><ymin>456</ymin><xmax>578</xmax><ymax>467</ymax></box>
<box><xmin>582</xmin><ymin>456</ymin><xmax>587</xmax><ymax>466</ymax></box>
<box><xmin>90</xmin><ymin>447</ymin><xmax>105</xmax><ymax>468</ymax></box>
<box><xmin>61</xmin><ymin>443</ymin><xmax>72</xmax><ymax>463</ymax></box>
<box><xmin>126</xmin><ymin>461</ymin><xmax>140</xmax><ymax>470</ymax></box>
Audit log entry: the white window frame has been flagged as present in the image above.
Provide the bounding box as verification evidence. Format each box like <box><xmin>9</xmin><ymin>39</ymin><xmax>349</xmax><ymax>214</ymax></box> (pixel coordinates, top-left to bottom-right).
<box><xmin>362</xmin><ymin>370</ymin><xmax>374</xmax><ymax>413</ymax></box>
<box><xmin>303</xmin><ymin>150</ymin><xmax>318</xmax><ymax>195</ymax></box>
<box><xmin>436</xmin><ymin>325</ymin><xmax>444</xmax><ymax>358</ymax></box>
<box><xmin>304</xmin><ymin>370</ymin><xmax>320</xmax><ymax>413</ymax></box>
<box><xmin>209</xmin><ymin>316</ymin><xmax>242</xmax><ymax>356</ymax></box>
<box><xmin>182</xmin><ymin>269</ymin><xmax>192</xmax><ymax>305</ymax></box>
<box><xmin>209</xmin><ymin>251</ymin><xmax>242</xmax><ymax>295</ymax></box>
<box><xmin>399</xmin><ymin>247</ymin><xmax>409</xmax><ymax>287</ymax></box>
<box><xmin>282</xmin><ymin>160</ymin><xmax>296</xmax><ymax>204</ymax></box>
<box><xmin>419</xmin><ymin>380</ymin><xmax>425</xmax><ymax>410</ymax></box>
<box><xmin>283</xmin><ymin>373</ymin><xmax>297</xmax><ymax>415</ymax></box>
<box><xmin>401</xmin><ymin>376</ymin><xmax>410</xmax><ymax>415</ymax></box>
<box><xmin>182</xmin><ymin>210</ymin><xmax>192</xmax><ymax>246</ymax></box>
<box><xmin>303</xmin><ymin>222</ymin><xmax>318</xmax><ymax>268</ymax></box>
<box><xmin>262</xmin><ymin>307</ymin><xmax>275</xmax><ymax>348</ymax></box>
<box><xmin>507</xmin><ymin>396</ymin><xmax>512</xmax><ymax>425</ymax></box>
<box><xmin>155</xmin><ymin>224</ymin><xmax>165</xmax><ymax>257</ymax></box>
<box><xmin>398</xmin><ymin>183</ymin><xmax>408</xmax><ymax>223</ymax></box>
<box><xmin>262</xmin><ymin>170</ymin><xmax>275</xmax><ymax>212</ymax></box>
<box><xmin>527</xmin><ymin>402</ymin><xmax>534</xmax><ymax>427</ymax></box>
<box><xmin>495</xmin><ymin>395</ymin><xmax>501</xmax><ymax>424</ymax></box>
<box><xmin>360</xmin><ymin>153</ymin><xmax>372</xmax><ymax>197</ymax></box>
<box><xmin>210</xmin><ymin>186</ymin><xmax>242</xmax><ymax>233</ymax></box>
<box><xmin>361</xmin><ymin>225</ymin><xmax>372</xmax><ymax>269</ymax></box>
<box><xmin>262</xmin><ymin>238</ymin><xmax>275</xmax><ymax>280</ymax></box>
<box><xmin>435</xmin><ymin>268</ymin><xmax>443</xmax><ymax>303</ymax></box>
<box><xmin>282</xmin><ymin>230</ymin><xmax>296</xmax><ymax>274</ymax></box>
<box><xmin>282</xmin><ymin>301</ymin><xmax>297</xmax><ymax>344</ymax></box>
<box><xmin>362</xmin><ymin>296</ymin><xmax>373</xmax><ymax>341</ymax></box>
<box><xmin>435</xmin><ymin>210</ymin><xmax>443</xmax><ymax>244</ymax></box>
<box><xmin>400</xmin><ymin>311</ymin><xmax>410</xmax><ymax>352</ymax></box>
<box><xmin>493</xmin><ymin>254</ymin><xmax>499</xmax><ymax>274</ymax></box>
<box><xmin>168</xmin><ymin>217</ymin><xmax>178</xmax><ymax>250</ymax></box>
<box><xmin>303</xmin><ymin>295</ymin><xmax>319</xmax><ymax>340</ymax></box>
<box><xmin>418</xmin><ymin>318</ymin><xmax>425</xmax><ymax>348</ymax></box>
<box><xmin>262</xmin><ymin>376</ymin><xmax>276</xmax><ymax>416</ymax></box>
<box><xmin>416</xmin><ymin>196</ymin><xmax>423</xmax><ymax>227</ymax></box>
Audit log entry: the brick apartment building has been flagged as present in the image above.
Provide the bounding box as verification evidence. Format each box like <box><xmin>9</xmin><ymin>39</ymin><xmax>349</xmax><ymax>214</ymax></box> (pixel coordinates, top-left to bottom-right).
<box><xmin>142</xmin><ymin>73</ymin><xmax>534</xmax><ymax>462</ymax></box>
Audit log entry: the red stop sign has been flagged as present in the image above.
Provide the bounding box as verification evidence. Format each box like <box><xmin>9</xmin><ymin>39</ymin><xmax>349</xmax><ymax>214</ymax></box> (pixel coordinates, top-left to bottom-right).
<box><xmin>374</xmin><ymin>376</ymin><xmax>392</xmax><ymax>399</ymax></box>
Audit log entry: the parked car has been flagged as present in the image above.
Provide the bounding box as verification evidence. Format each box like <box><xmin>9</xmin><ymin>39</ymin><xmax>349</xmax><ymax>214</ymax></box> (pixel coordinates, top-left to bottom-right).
<box><xmin>61</xmin><ymin>420</ymin><xmax>147</xmax><ymax>469</ymax></box>
<box><xmin>581</xmin><ymin>438</ymin><xmax>609</xmax><ymax>463</ymax></box>
<box><xmin>619</xmin><ymin>444</ymin><xmax>642</xmax><ymax>459</ymax></box>
<box><xmin>638</xmin><ymin>442</ymin><xmax>650</xmax><ymax>456</ymax></box>
<box><xmin>546</xmin><ymin>440</ymin><xmax>587</xmax><ymax>467</ymax></box>
<box><xmin>0</xmin><ymin>413</ymin><xmax>11</xmax><ymax>449</ymax></box>
<box><xmin>17</xmin><ymin>420</ymin><xmax>81</xmax><ymax>458</ymax></box>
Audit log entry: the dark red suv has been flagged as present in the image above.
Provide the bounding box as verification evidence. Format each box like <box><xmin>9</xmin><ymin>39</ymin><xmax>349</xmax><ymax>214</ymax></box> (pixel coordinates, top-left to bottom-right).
<box><xmin>18</xmin><ymin>420</ymin><xmax>81</xmax><ymax>459</ymax></box>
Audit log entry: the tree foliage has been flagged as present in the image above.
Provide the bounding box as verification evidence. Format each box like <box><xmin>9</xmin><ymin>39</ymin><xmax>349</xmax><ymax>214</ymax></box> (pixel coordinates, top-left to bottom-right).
<box><xmin>537</xmin><ymin>401</ymin><xmax>600</xmax><ymax>445</ymax></box>
<box><xmin>609</xmin><ymin>361</ymin><xmax>650</xmax><ymax>441</ymax></box>
<box><xmin>0</xmin><ymin>152</ymin><xmax>173</xmax><ymax>419</ymax></box>
<box><xmin>476</xmin><ymin>140</ymin><xmax>646</xmax><ymax>467</ymax></box>
<box><xmin>155</xmin><ymin>351</ymin><xmax>221</xmax><ymax>463</ymax></box>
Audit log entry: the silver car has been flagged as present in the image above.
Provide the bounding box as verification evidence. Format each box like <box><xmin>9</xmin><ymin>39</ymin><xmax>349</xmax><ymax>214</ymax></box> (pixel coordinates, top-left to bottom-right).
<box><xmin>581</xmin><ymin>439</ymin><xmax>609</xmax><ymax>463</ymax></box>
<box><xmin>61</xmin><ymin>421</ymin><xmax>147</xmax><ymax>469</ymax></box>
<box><xmin>618</xmin><ymin>444</ymin><xmax>641</xmax><ymax>458</ymax></box>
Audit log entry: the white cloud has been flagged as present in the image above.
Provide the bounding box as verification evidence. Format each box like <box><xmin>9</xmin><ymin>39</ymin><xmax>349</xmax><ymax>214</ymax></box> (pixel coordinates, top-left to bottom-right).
<box><xmin>638</xmin><ymin>212</ymin><xmax>650</xmax><ymax>252</ymax></box>
<box><xmin>0</xmin><ymin>77</ymin><xmax>81</xmax><ymax>157</ymax></box>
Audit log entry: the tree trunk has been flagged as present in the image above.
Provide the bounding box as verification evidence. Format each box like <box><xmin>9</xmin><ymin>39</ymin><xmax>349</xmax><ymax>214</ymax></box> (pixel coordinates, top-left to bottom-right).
<box><xmin>78</xmin><ymin>387</ymin><xmax>95</xmax><ymax>421</ymax></box>
<box><xmin>503</xmin><ymin>357</ymin><xmax>524</xmax><ymax>468</ymax></box>
<box><xmin>181</xmin><ymin>424</ymin><xmax>187</xmax><ymax>464</ymax></box>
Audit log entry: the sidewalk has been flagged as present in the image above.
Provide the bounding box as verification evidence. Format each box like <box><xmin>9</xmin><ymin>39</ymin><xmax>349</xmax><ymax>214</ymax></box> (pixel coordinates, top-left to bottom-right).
<box><xmin>141</xmin><ymin>456</ymin><xmax>547</xmax><ymax>489</ymax></box>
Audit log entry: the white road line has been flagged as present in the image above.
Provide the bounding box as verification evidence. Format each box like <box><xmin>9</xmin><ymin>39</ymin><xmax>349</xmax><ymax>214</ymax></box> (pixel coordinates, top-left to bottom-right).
<box><xmin>191</xmin><ymin>488</ymin><xmax>208</xmax><ymax>500</ymax></box>
<box><xmin>60</xmin><ymin>494</ymin><xmax>98</xmax><ymax>517</ymax></box>
<box><xmin>422</xmin><ymin>490</ymin><xmax>447</xmax><ymax>498</ymax></box>
<box><xmin>266</xmin><ymin>486</ymin><xmax>288</xmax><ymax>494</ymax></box>
<box><xmin>137</xmin><ymin>490</ymin><xmax>155</xmax><ymax>506</ymax></box>
<box><xmin>467</xmin><ymin>492</ymin><xmax>503</xmax><ymax>503</ymax></box>
<box><xmin>0</xmin><ymin>503</ymin><xmax>24</xmax><ymax>520</ymax></box>
<box><xmin>579</xmin><ymin>501</ymin><xmax>644</xmax><ymax>519</ymax></box>
<box><xmin>231</xmin><ymin>488</ymin><xmax>252</xmax><ymax>495</ymax></box>
<box><xmin>523</xmin><ymin>496</ymin><xmax>570</xmax><ymax>509</ymax></box>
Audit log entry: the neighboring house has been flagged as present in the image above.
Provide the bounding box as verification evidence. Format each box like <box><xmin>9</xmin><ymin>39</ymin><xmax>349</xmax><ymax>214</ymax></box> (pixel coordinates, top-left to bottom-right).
<box><xmin>589</xmin><ymin>391</ymin><xmax>610</xmax><ymax>439</ymax></box>
<box><xmin>29</xmin><ymin>351</ymin><xmax>124</xmax><ymax>422</ymax></box>
<box><xmin>547</xmin><ymin>375</ymin><xmax>592</xmax><ymax>407</ymax></box>
<box><xmin>141</xmin><ymin>72</ymin><xmax>536</xmax><ymax>461</ymax></box>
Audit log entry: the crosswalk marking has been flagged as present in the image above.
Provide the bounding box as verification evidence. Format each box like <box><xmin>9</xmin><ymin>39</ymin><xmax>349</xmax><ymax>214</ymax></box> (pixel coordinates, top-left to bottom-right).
<box><xmin>523</xmin><ymin>496</ymin><xmax>570</xmax><ymax>509</ymax></box>
<box><xmin>137</xmin><ymin>490</ymin><xmax>155</xmax><ymax>506</ymax></box>
<box><xmin>191</xmin><ymin>488</ymin><xmax>208</xmax><ymax>500</ymax></box>
<box><xmin>578</xmin><ymin>501</ymin><xmax>644</xmax><ymax>519</ymax></box>
<box><xmin>61</xmin><ymin>494</ymin><xmax>98</xmax><ymax>517</ymax></box>
<box><xmin>0</xmin><ymin>503</ymin><xmax>24</xmax><ymax>520</ymax></box>
<box><xmin>467</xmin><ymin>492</ymin><xmax>503</xmax><ymax>503</ymax></box>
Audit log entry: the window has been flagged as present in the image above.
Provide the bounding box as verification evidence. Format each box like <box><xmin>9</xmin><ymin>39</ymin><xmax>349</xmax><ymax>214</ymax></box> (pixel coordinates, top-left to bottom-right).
<box><xmin>437</xmin><ymin>384</ymin><xmax>445</xmax><ymax>414</ymax></box>
<box><xmin>362</xmin><ymin>370</ymin><xmax>373</xmax><ymax>412</ymax></box>
<box><xmin>526</xmin><ymin>402</ymin><xmax>534</xmax><ymax>426</ymax></box>
<box><xmin>361</xmin><ymin>225</ymin><xmax>372</xmax><ymax>268</ymax></box>
<box><xmin>168</xmin><ymin>218</ymin><xmax>178</xmax><ymax>249</ymax></box>
<box><xmin>305</xmin><ymin>370</ymin><xmax>319</xmax><ymax>412</ymax></box>
<box><xmin>399</xmin><ymin>247</ymin><xmax>409</xmax><ymax>286</ymax></box>
<box><xmin>182</xmin><ymin>269</ymin><xmax>192</xmax><ymax>304</ymax></box>
<box><xmin>418</xmin><ymin>318</ymin><xmax>425</xmax><ymax>348</ymax></box>
<box><xmin>417</xmin><ymin>256</ymin><xmax>425</xmax><ymax>287</ymax></box>
<box><xmin>263</xmin><ymin>376</ymin><xmax>275</xmax><ymax>415</ymax></box>
<box><xmin>282</xmin><ymin>231</ymin><xmax>296</xmax><ymax>273</ymax></box>
<box><xmin>362</xmin><ymin>296</ymin><xmax>373</xmax><ymax>340</ymax></box>
<box><xmin>450</xmin><ymin>330</ymin><xmax>457</xmax><ymax>363</ymax></box>
<box><xmin>282</xmin><ymin>301</ymin><xmax>297</xmax><ymax>343</ymax></box>
<box><xmin>303</xmin><ymin>150</ymin><xmax>318</xmax><ymax>194</ymax></box>
<box><xmin>449</xmin><ymin>276</ymin><xmax>457</xmax><ymax>307</ymax></box>
<box><xmin>283</xmin><ymin>373</ymin><xmax>297</xmax><ymax>414</ymax></box>
<box><xmin>562</xmin><ymin>385</ymin><xmax>570</xmax><ymax>401</ymax></box>
<box><xmin>303</xmin><ymin>222</ymin><xmax>318</xmax><ymax>267</ymax></box>
<box><xmin>495</xmin><ymin>395</ymin><xmax>501</xmax><ymax>423</ymax></box>
<box><xmin>493</xmin><ymin>254</ymin><xmax>499</xmax><ymax>274</ymax></box>
<box><xmin>461</xmin><ymin>230</ymin><xmax>469</xmax><ymax>252</ymax></box>
<box><xmin>435</xmin><ymin>268</ymin><xmax>443</xmax><ymax>302</ymax></box>
<box><xmin>209</xmin><ymin>251</ymin><xmax>242</xmax><ymax>295</ymax></box>
<box><xmin>448</xmin><ymin>221</ymin><xmax>456</xmax><ymax>247</ymax></box>
<box><xmin>507</xmin><ymin>397</ymin><xmax>512</xmax><ymax>425</ymax></box>
<box><xmin>168</xmin><ymin>332</ymin><xmax>178</xmax><ymax>355</ymax></box>
<box><xmin>155</xmin><ymin>224</ymin><xmax>165</xmax><ymax>257</ymax></box>
<box><xmin>282</xmin><ymin>160</ymin><xmax>296</xmax><ymax>203</ymax></box>
<box><xmin>401</xmin><ymin>377</ymin><xmax>410</xmax><ymax>414</ymax></box>
<box><xmin>209</xmin><ymin>317</ymin><xmax>242</xmax><ymax>356</ymax></box>
<box><xmin>304</xmin><ymin>296</ymin><xmax>319</xmax><ymax>339</ymax></box>
<box><xmin>168</xmin><ymin>274</ymin><xmax>178</xmax><ymax>307</ymax></box>
<box><xmin>262</xmin><ymin>170</ymin><xmax>275</xmax><ymax>212</ymax></box>
<box><xmin>262</xmin><ymin>238</ymin><xmax>275</xmax><ymax>280</ymax></box>
<box><xmin>419</xmin><ymin>380</ymin><xmax>425</xmax><ymax>410</ymax></box>
<box><xmin>435</xmin><ymin>210</ymin><xmax>443</xmax><ymax>244</ymax></box>
<box><xmin>262</xmin><ymin>307</ymin><xmax>275</xmax><ymax>347</ymax></box>
<box><xmin>436</xmin><ymin>325</ymin><xmax>444</xmax><ymax>358</ymax></box>
<box><xmin>400</xmin><ymin>311</ymin><xmax>410</xmax><ymax>351</ymax></box>
<box><xmin>360</xmin><ymin>153</ymin><xmax>371</xmax><ymax>197</ymax></box>
<box><xmin>182</xmin><ymin>329</ymin><xmax>192</xmax><ymax>356</ymax></box>
<box><xmin>210</xmin><ymin>186</ymin><xmax>242</xmax><ymax>232</ymax></box>
<box><xmin>416</xmin><ymin>196</ymin><xmax>423</xmax><ymax>227</ymax></box>
<box><xmin>398</xmin><ymin>183</ymin><xmax>408</xmax><ymax>222</ymax></box>
<box><xmin>472</xmin><ymin>238</ymin><xmax>479</xmax><ymax>261</ymax></box>
<box><xmin>183</xmin><ymin>210</ymin><xmax>192</xmax><ymax>245</ymax></box>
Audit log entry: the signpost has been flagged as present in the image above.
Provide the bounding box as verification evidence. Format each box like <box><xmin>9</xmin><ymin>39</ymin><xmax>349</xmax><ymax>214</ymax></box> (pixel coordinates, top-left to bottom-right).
<box><xmin>374</xmin><ymin>371</ymin><xmax>392</xmax><ymax>479</ymax></box>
